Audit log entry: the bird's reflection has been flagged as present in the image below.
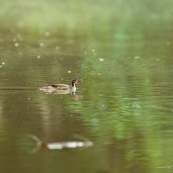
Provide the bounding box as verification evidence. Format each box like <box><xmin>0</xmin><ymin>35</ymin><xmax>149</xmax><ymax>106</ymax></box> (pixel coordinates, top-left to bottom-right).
<box><xmin>72</xmin><ymin>92</ymin><xmax>83</xmax><ymax>100</ymax></box>
<box><xmin>39</xmin><ymin>89</ymin><xmax>83</xmax><ymax>100</ymax></box>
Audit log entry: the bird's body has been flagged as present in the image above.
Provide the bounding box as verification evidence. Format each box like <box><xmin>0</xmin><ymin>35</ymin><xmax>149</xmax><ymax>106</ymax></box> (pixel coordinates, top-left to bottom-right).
<box><xmin>39</xmin><ymin>79</ymin><xmax>82</xmax><ymax>94</ymax></box>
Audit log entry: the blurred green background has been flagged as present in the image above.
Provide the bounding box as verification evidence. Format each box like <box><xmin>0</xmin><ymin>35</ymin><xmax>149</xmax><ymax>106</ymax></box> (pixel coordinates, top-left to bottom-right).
<box><xmin>1</xmin><ymin>0</ymin><xmax>173</xmax><ymax>31</ymax></box>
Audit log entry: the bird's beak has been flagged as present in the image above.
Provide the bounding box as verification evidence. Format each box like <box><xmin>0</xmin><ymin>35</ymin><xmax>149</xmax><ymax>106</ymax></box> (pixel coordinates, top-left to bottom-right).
<box><xmin>77</xmin><ymin>79</ymin><xmax>82</xmax><ymax>83</ymax></box>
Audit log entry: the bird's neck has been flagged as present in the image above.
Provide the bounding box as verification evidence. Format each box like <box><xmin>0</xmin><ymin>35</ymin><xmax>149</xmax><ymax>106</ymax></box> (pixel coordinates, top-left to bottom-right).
<box><xmin>72</xmin><ymin>82</ymin><xmax>75</xmax><ymax>87</ymax></box>
<box><xmin>71</xmin><ymin>82</ymin><xmax>76</xmax><ymax>92</ymax></box>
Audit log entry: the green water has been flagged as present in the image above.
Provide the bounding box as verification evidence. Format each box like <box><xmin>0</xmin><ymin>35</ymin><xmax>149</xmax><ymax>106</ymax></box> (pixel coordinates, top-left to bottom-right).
<box><xmin>0</xmin><ymin>0</ymin><xmax>173</xmax><ymax>173</ymax></box>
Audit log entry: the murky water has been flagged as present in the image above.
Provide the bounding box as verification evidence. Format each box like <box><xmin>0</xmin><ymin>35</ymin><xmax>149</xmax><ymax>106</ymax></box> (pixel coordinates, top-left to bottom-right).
<box><xmin>0</xmin><ymin>1</ymin><xmax>173</xmax><ymax>173</ymax></box>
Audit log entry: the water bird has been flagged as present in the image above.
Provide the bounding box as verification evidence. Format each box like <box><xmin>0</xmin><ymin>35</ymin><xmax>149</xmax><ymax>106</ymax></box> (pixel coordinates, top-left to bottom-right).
<box><xmin>39</xmin><ymin>78</ymin><xmax>82</xmax><ymax>94</ymax></box>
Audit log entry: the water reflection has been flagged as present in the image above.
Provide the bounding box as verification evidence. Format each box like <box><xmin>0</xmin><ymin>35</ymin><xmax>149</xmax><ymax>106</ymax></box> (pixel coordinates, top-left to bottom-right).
<box><xmin>39</xmin><ymin>88</ymin><xmax>83</xmax><ymax>100</ymax></box>
<box><xmin>0</xmin><ymin>32</ymin><xmax>173</xmax><ymax>173</ymax></box>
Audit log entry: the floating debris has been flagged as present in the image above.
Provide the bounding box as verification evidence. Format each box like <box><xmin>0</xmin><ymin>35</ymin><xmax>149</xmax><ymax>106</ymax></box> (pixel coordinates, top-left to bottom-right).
<box><xmin>2</xmin><ymin>62</ymin><xmax>5</xmax><ymax>65</ymax></box>
<box><xmin>28</xmin><ymin>134</ymin><xmax>93</xmax><ymax>152</ymax></box>
<box><xmin>68</xmin><ymin>70</ymin><xmax>71</xmax><ymax>73</ymax></box>
<box><xmin>37</xmin><ymin>55</ymin><xmax>41</xmax><ymax>59</ymax></box>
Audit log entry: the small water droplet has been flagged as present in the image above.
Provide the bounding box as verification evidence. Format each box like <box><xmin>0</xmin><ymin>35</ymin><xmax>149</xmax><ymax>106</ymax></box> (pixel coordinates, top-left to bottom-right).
<box><xmin>134</xmin><ymin>56</ymin><xmax>140</xmax><ymax>60</ymax></box>
<box><xmin>99</xmin><ymin>58</ymin><xmax>104</xmax><ymax>61</ymax></box>
<box><xmin>39</xmin><ymin>43</ymin><xmax>44</xmax><ymax>47</ymax></box>
<box><xmin>68</xmin><ymin>71</ymin><xmax>71</xmax><ymax>73</ymax></box>
<box><xmin>14</xmin><ymin>43</ymin><xmax>19</xmax><ymax>47</ymax></box>
<box><xmin>2</xmin><ymin>62</ymin><xmax>5</xmax><ymax>65</ymax></box>
<box><xmin>37</xmin><ymin>55</ymin><xmax>41</xmax><ymax>59</ymax></box>
<box><xmin>45</xmin><ymin>32</ymin><xmax>50</xmax><ymax>37</ymax></box>
<box><xmin>166</xmin><ymin>41</ymin><xmax>170</xmax><ymax>45</ymax></box>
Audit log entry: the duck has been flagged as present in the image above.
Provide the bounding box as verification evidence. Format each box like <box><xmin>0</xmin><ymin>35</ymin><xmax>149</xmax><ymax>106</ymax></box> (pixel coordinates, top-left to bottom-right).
<box><xmin>39</xmin><ymin>78</ymin><xmax>82</xmax><ymax>94</ymax></box>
